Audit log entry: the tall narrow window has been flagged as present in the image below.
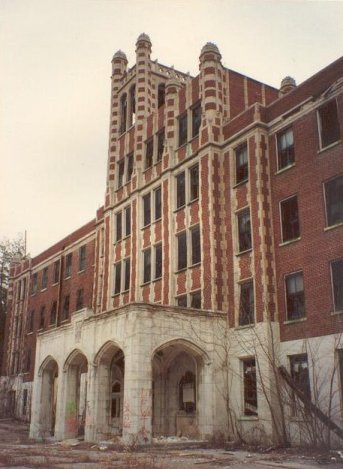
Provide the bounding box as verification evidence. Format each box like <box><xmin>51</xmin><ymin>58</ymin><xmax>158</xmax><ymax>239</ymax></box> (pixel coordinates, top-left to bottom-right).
<box><xmin>145</xmin><ymin>138</ymin><xmax>154</xmax><ymax>169</ymax></box>
<box><xmin>331</xmin><ymin>259</ymin><xmax>343</xmax><ymax>312</ymax></box>
<box><xmin>42</xmin><ymin>267</ymin><xmax>48</xmax><ymax>289</ymax></box>
<box><xmin>243</xmin><ymin>358</ymin><xmax>257</xmax><ymax>416</ymax></box>
<box><xmin>76</xmin><ymin>288</ymin><xmax>84</xmax><ymax>310</ymax></box>
<box><xmin>28</xmin><ymin>310</ymin><xmax>34</xmax><ymax>332</ymax></box>
<box><xmin>25</xmin><ymin>351</ymin><xmax>31</xmax><ymax>374</ymax></box>
<box><xmin>189</xmin><ymin>164</ymin><xmax>199</xmax><ymax>201</ymax></box>
<box><xmin>157</xmin><ymin>129</ymin><xmax>165</xmax><ymax>161</ymax></box>
<box><xmin>125</xmin><ymin>206</ymin><xmax>131</xmax><ymax>237</ymax></box>
<box><xmin>280</xmin><ymin>196</ymin><xmax>300</xmax><ymax>242</ymax></box>
<box><xmin>155</xmin><ymin>244</ymin><xmax>162</xmax><ymax>279</ymax></box>
<box><xmin>277</xmin><ymin>128</ymin><xmax>294</xmax><ymax>169</ymax></box>
<box><xmin>176</xmin><ymin>172</ymin><xmax>186</xmax><ymax>208</ymax></box>
<box><xmin>239</xmin><ymin>281</ymin><xmax>254</xmax><ymax>326</ymax></box>
<box><xmin>117</xmin><ymin>159</ymin><xmax>125</xmax><ymax>189</ymax></box>
<box><xmin>79</xmin><ymin>245</ymin><xmax>86</xmax><ymax>271</ymax></box>
<box><xmin>62</xmin><ymin>295</ymin><xmax>70</xmax><ymax>320</ymax></box>
<box><xmin>127</xmin><ymin>153</ymin><xmax>134</xmax><ymax>182</ymax></box>
<box><xmin>238</xmin><ymin>209</ymin><xmax>252</xmax><ymax>252</ymax></box>
<box><xmin>143</xmin><ymin>249</ymin><xmax>151</xmax><ymax>283</ymax></box>
<box><xmin>318</xmin><ymin>99</ymin><xmax>341</xmax><ymax>149</ymax></box>
<box><xmin>192</xmin><ymin>103</ymin><xmax>201</xmax><ymax>138</ymax></box>
<box><xmin>120</xmin><ymin>93</ymin><xmax>127</xmax><ymax>134</ymax></box>
<box><xmin>31</xmin><ymin>273</ymin><xmax>38</xmax><ymax>294</ymax></box>
<box><xmin>65</xmin><ymin>253</ymin><xmax>72</xmax><ymax>278</ymax></box>
<box><xmin>290</xmin><ymin>354</ymin><xmax>311</xmax><ymax>414</ymax></box>
<box><xmin>115</xmin><ymin>212</ymin><xmax>122</xmax><ymax>242</ymax></box>
<box><xmin>190</xmin><ymin>291</ymin><xmax>201</xmax><ymax>309</ymax></box>
<box><xmin>325</xmin><ymin>175</ymin><xmax>343</xmax><ymax>227</ymax></box>
<box><xmin>39</xmin><ymin>306</ymin><xmax>45</xmax><ymax>330</ymax></box>
<box><xmin>158</xmin><ymin>83</ymin><xmax>165</xmax><ymax>108</ymax></box>
<box><xmin>285</xmin><ymin>272</ymin><xmax>305</xmax><ymax>320</ymax></box>
<box><xmin>124</xmin><ymin>258</ymin><xmax>130</xmax><ymax>291</ymax></box>
<box><xmin>129</xmin><ymin>85</ymin><xmax>136</xmax><ymax>126</ymax></box>
<box><xmin>114</xmin><ymin>262</ymin><xmax>121</xmax><ymax>295</ymax></box>
<box><xmin>177</xmin><ymin>232</ymin><xmax>187</xmax><ymax>271</ymax></box>
<box><xmin>191</xmin><ymin>225</ymin><xmax>201</xmax><ymax>265</ymax></box>
<box><xmin>53</xmin><ymin>260</ymin><xmax>60</xmax><ymax>284</ymax></box>
<box><xmin>155</xmin><ymin>187</ymin><xmax>162</xmax><ymax>221</ymax></box>
<box><xmin>143</xmin><ymin>193</ymin><xmax>151</xmax><ymax>227</ymax></box>
<box><xmin>179</xmin><ymin>113</ymin><xmax>188</xmax><ymax>146</ymax></box>
<box><xmin>236</xmin><ymin>143</ymin><xmax>248</xmax><ymax>184</ymax></box>
<box><xmin>338</xmin><ymin>350</ymin><xmax>343</xmax><ymax>409</ymax></box>
<box><xmin>50</xmin><ymin>301</ymin><xmax>57</xmax><ymax>325</ymax></box>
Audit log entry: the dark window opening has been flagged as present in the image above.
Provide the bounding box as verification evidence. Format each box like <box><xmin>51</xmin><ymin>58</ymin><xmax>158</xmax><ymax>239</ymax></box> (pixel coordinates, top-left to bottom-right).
<box><xmin>158</xmin><ymin>83</ymin><xmax>165</xmax><ymax>108</ymax></box>
<box><xmin>42</xmin><ymin>267</ymin><xmax>48</xmax><ymax>289</ymax></box>
<box><xmin>238</xmin><ymin>209</ymin><xmax>252</xmax><ymax>252</ymax></box>
<box><xmin>190</xmin><ymin>291</ymin><xmax>201</xmax><ymax>309</ymax></box>
<box><xmin>191</xmin><ymin>225</ymin><xmax>201</xmax><ymax>265</ymax></box>
<box><xmin>31</xmin><ymin>273</ymin><xmax>38</xmax><ymax>294</ymax></box>
<box><xmin>155</xmin><ymin>244</ymin><xmax>162</xmax><ymax>279</ymax></box>
<box><xmin>79</xmin><ymin>245</ymin><xmax>86</xmax><ymax>271</ymax></box>
<box><xmin>338</xmin><ymin>350</ymin><xmax>343</xmax><ymax>409</ymax></box>
<box><xmin>325</xmin><ymin>175</ymin><xmax>343</xmax><ymax>227</ymax></box>
<box><xmin>236</xmin><ymin>143</ymin><xmax>248</xmax><ymax>184</ymax></box>
<box><xmin>143</xmin><ymin>193</ymin><xmax>151</xmax><ymax>227</ymax></box>
<box><xmin>50</xmin><ymin>301</ymin><xmax>57</xmax><ymax>324</ymax></box>
<box><xmin>239</xmin><ymin>281</ymin><xmax>254</xmax><ymax>326</ymax></box>
<box><xmin>125</xmin><ymin>206</ymin><xmax>131</xmax><ymax>237</ymax></box>
<box><xmin>290</xmin><ymin>354</ymin><xmax>311</xmax><ymax>415</ymax></box>
<box><xmin>117</xmin><ymin>159</ymin><xmax>125</xmax><ymax>189</ymax></box>
<box><xmin>53</xmin><ymin>260</ymin><xmax>60</xmax><ymax>284</ymax></box>
<box><xmin>39</xmin><ymin>306</ymin><xmax>45</xmax><ymax>330</ymax></box>
<box><xmin>155</xmin><ymin>187</ymin><xmax>162</xmax><ymax>221</ymax></box>
<box><xmin>129</xmin><ymin>85</ymin><xmax>136</xmax><ymax>127</ymax></box>
<box><xmin>114</xmin><ymin>262</ymin><xmax>121</xmax><ymax>295</ymax></box>
<box><xmin>331</xmin><ymin>259</ymin><xmax>343</xmax><ymax>312</ymax></box>
<box><xmin>179</xmin><ymin>371</ymin><xmax>196</xmax><ymax>413</ymax></box>
<box><xmin>177</xmin><ymin>295</ymin><xmax>187</xmax><ymax>307</ymax></box>
<box><xmin>76</xmin><ymin>288</ymin><xmax>84</xmax><ymax>310</ymax></box>
<box><xmin>179</xmin><ymin>113</ymin><xmax>188</xmax><ymax>147</ymax></box>
<box><xmin>192</xmin><ymin>103</ymin><xmax>201</xmax><ymax>138</ymax></box>
<box><xmin>62</xmin><ymin>295</ymin><xmax>70</xmax><ymax>320</ymax></box>
<box><xmin>22</xmin><ymin>389</ymin><xmax>28</xmax><ymax>414</ymax></box>
<box><xmin>177</xmin><ymin>232</ymin><xmax>187</xmax><ymax>271</ymax></box>
<box><xmin>176</xmin><ymin>172</ymin><xmax>186</xmax><ymax>208</ymax></box>
<box><xmin>127</xmin><ymin>153</ymin><xmax>134</xmax><ymax>183</ymax></box>
<box><xmin>189</xmin><ymin>164</ymin><xmax>199</xmax><ymax>201</ymax></box>
<box><xmin>116</xmin><ymin>212</ymin><xmax>122</xmax><ymax>242</ymax></box>
<box><xmin>243</xmin><ymin>358</ymin><xmax>257</xmax><ymax>416</ymax></box>
<box><xmin>285</xmin><ymin>272</ymin><xmax>305</xmax><ymax>320</ymax></box>
<box><xmin>124</xmin><ymin>258</ymin><xmax>130</xmax><ymax>291</ymax></box>
<box><xmin>65</xmin><ymin>253</ymin><xmax>72</xmax><ymax>278</ymax></box>
<box><xmin>281</xmin><ymin>196</ymin><xmax>300</xmax><ymax>242</ymax></box>
<box><xmin>277</xmin><ymin>128</ymin><xmax>294</xmax><ymax>169</ymax></box>
<box><xmin>143</xmin><ymin>249</ymin><xmax>151</xmax><ymax>283</ymax></box>
<box><xmin>157</xmin><ymin>129</ymin><xmax>165</xmax><ymax>161</ymax></box>
<box><xmin>318</xmin><ymin>99</ymin><xmax>341</xmax><ymax>149</ymax></box>
<box><xmin>145</xmin><ymin>138</ymin><xmax>154</xmax><ymax>169</ymax></box>
<box><xmin>120</xmin><ymin>93</ymin><xmax>127</xmax><ymax>134</ymax></box>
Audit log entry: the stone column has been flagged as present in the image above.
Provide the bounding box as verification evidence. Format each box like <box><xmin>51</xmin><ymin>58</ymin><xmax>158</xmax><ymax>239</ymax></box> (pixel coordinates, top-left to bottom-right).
<box><xmin>197</xmin><ymin>360</ymin><xmax>215</xmax><ymax>439</ymax></box>
<box><xmin>84</xmin><ymin>363</ymin><xmax>97</xmax><ymax>442</ymax></box>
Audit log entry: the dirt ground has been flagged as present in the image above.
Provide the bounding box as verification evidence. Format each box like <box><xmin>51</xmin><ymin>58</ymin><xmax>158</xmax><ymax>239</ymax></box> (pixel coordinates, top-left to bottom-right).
<box><xmin>0</xmin><ymin>419</ymin><xmax>342</xmax><ymax>469</ymax></box>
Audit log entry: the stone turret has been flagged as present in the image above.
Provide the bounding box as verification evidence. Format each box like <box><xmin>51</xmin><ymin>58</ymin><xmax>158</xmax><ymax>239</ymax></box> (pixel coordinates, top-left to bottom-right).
<box><xmin>279</xmin><ymin>76</ymin><xmax>296</xmax><ymax>96</ymax></box>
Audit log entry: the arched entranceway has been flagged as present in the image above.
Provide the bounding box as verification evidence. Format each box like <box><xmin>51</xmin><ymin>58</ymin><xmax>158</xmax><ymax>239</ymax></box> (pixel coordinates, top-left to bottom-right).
<box><xmin>94</xmin><ymin>341</ymin><xmax>125</xmax><ymax>438</ymax></box>
<box><xmin>38</xmin><ymin>356</ymin><xmax>58</xmax><ymax>438</ymax></box>
<box><xmin>152</xmin><ymin>340</ymin><xmax>206</xmax><ymax>439</ymax></box>
<box><xmin>63</xmin><ymin>350</ymin><xmax>88</xmax><ymax>439</ymax></box>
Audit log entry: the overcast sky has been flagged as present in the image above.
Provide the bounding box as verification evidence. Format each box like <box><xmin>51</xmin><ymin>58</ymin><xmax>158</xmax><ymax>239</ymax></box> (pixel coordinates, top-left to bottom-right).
<box><xmin>1</xmin><ymin>0</ymin><xmax>342</xmax><ymax>257</ymax></box>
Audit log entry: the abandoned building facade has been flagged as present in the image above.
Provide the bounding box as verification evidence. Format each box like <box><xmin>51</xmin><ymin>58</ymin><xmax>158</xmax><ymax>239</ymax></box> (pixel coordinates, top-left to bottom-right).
<box><xmin>1</xmin><ymin>35</ymin><xmax>343</xmax><ymax>445</ymax></box>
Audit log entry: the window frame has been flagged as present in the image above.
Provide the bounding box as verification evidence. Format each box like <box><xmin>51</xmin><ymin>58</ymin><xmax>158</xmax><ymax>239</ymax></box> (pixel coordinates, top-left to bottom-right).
<box><xmin>280</xmin><ymin>195</ymin><xmax>300</xmax><ymax>243</ymax></box>
<box><xmin>317</xmin><ymin>98</ymin><xmax>341</xmax><ymax>150</ymax></box>
<box><xmin>284</xmin><ymin>271</ymin><xmax>305</xmax><ymax>321</ymax></box>
<box><xmin>78</xmin><ymin>245</ymin><xmax>86</xmax><ymax>272</ymax></box>
<box><xmin>242</xmin><ymin>357</ymin><xmax>258</xmax><ymax>416</ymax></box>
<box><xmin>157</xmin><ymin>128</ymin><xmax>165</xmax><ymax>161</ymax></box>
<box><xmin>276</xmin><ymin>127</ymin><xmax>295</xmax><ymax>171</ymax></box>
<box><xmin>145</xmin><ymin>137</ymin><xmax>154</xmax><ymax>169</ymax></box>
<box><xmin>62</xmin><ymin>294</ymin><xmax>70</xmax><ymax>320</ymax></box>
<box><xmin>76</xmin><ymin>288</ymin><xmax>84</xmax><ymax>310</ymax></box>
<box><xmin>126</xmin><ymin>152</ymin><xmax>134</xmax><ymax>183</ymax></box>
<box><xmin>176</xmin><ymin>231</ymin><xmax>187</xmax><ymax>271</ymax></box>
<box><xmin>143</xmin><ymin>193</ymin><xmax>151</xmax><ymax>227</ymax></box>
<box><xmin>65</xmin><ymin>253</ymin><xmax>72</xmax><ymax>278</ymax></box>
<box><xmin>191</xmin><ymin>102</ymin><xmax>202</xmax><ymax>138</ymax></box>
<box><xmin>143</xmin><ymin>248</ymin><xmax>152</xmax><ymax>284</ymax></box>
<box><xmin>238</xmin><ymin>280</ymin><xmax>255</xmax><ymax>326</ymax></box>
<box><xmin>324</xmin><ymin>174</ymin><xmax>343</xmax><ymax>228</ymax></box>
<box><xmin>235</xmin><ymin>142</ymin><xmax>249</xmax><ymax>185</ymax></box>
<box><xmin>189</xmin><ymin>164</ymin><xmax>199</xmax><ymax>202</ymax></box>
<box><xmin>41</xmin><ymin>267</ymin><xmax>48</xmax><ymax>290</ymax></box>
<box><xmin>237</xmin><ymin>208</ymin><xmax>252</xmax><ymax>253</ymax></box>
<box><xmin>117</xmin><ymin>159</ymin><xmax>125</xmax><ymax>189</ymax></box>
<box><xmin>330</xmin><ymin>259</ymin><xmax>343</xmax><ymax>313</ymax></box>
<box><xmin>178</xmin><ymin>112</ymin><xmax>188</xmax><ymax>147</ymax></box>
<box><xmin>50</xmin><ymin>301</ymin><xmax>57</xmax><ymax>325</ymax></box>
<box><xmin>53</xmin><ymin>260</ymin><xmax>60</xmax><ymax>284</ymax></box>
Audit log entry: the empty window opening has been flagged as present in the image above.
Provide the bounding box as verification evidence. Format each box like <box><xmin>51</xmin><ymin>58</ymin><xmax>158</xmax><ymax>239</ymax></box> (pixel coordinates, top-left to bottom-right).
<box><xmin>158</xmin><ymin>83</ymin><xmax>165</xmax><ymax>108</ymax></box>
<box><xmin>243</xmin><ymin>358</ymin><xmax>257</xmax><ymax>416</ymax></box>
<box><xmin>331</xmin><ymin>259</ymin><xmax>343</xmax><ymax>312</ymax></box>
<box><xmin>280</xmin><ymin>196</ymin><xmax>300</xmax><ymax>242</ymax></box>
<box><xmin>76</xmin><ymin>288</ymin><xmax>84</xmax><ymax>310</ymax></box>
<box><xmin>239</xmin><ymin>281</ymin><xmax>254</xmax><ymax>326</ymax></box>
<box><xmin>325</xmin><ymin>175</ymin><xmax>343</xmax><ymax>227</ymax></box>
<box><xmin>179</xmin><ymin>371</ymin><xmax>196</xmax><ymax>413</ymax></box>
<box><xmin>237</xmin><ymin>209</ymin><xmax>252</xmax><ymax>252</ymax></box>
<box><xmin>318</xmin><ymin>99</ymin><xmax>341</xmax><ymax>149</ymax></box>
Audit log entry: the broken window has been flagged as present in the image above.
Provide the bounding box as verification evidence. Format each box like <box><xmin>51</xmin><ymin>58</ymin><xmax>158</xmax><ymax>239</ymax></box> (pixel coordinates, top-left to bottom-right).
<box><xmin>126</xmin><ymin>153</ymin><xmax>134</xmax><ymax>183</ymax></box>
<box><xmin>78</xmin><ymin>245</ymin><xmax>86</xmax><ymax>272</ymax></box>
<box><xmin>191</xmin><ymin>225</ymin><xmax>201</xmax><ymax>265</ymax></box>
<box><xmin>50</xmin><ymin>301</ymin><xmax>57</xmax><ymax>325</ymax></box>
<box><xmin>124</xmin><ymin>258</ymin><xmax>130</xmax><ymax>291</ymax></box>
<box><xmin>176</xmin><ymin>171</ymin><xmax>186</xmax><ymax>209</ymax></box>
<box><xmin>179</xmin><ymin>371</ymin><xmax>196</xmax><ymax>413</ymax></box>
<box><xmin>192</xmin><ymin>103</ymin><xmax>201</xmax><ymax>138</ymax></box>
<box><xmin>114</xmin><ymin>262</ymin><xmax>121</xmax><ymax>295</ymax></box>
<box><xmin>154</xmin><ymin>244</ymin><xmax>162</xmax><ymax>280</ymax></box>
<box><xmin>154</xmin><ymin>187</ymin><xmax>162</xmax><ymax>220</ymax></box>
<box><xmin>277</xmin><ymin>127</ymin><xmax>294</xmax><ymax>170</ymax></box>
<box><xmin>53</xmin><ymin>260</ymin><xmax>60</xmax><ymax>284</ymax></box>
<box><xmin>143</xmin><ymin>248</ymin><xmax>151</xmax><ymax>284</ymax></box>
<box><xmin>157</xmin><ymin>129</ymin><xmax>165</xmax><ymax>161</ymax></box>
<box><xmin>65</xmin><ymin>253</ymin><xmax>72</xmax><ymax>278</ymax></box>
<box><xmin>331</xmin><ymin>259</ymin><xmax>343</xmax><ymax>312</ymax></box>
<box><xmin>243</xmin><ymin>358</ymin><xmax>257</xmax><ymax>416</ymax></box>
<box><xmin>280</xmin><ymin>196</ymin><xmax>300</xmax><ymax>242</ymax></box>
<box><xmin>62</xmin><ymin>295</ymin><xmax>70</xmax><ymax>320</ymax></box>
<box><xmin>237</xmin><ymin>209</ymin><xmax>252</xmax><ymax>252</ymax></box>
<box><xmin>318</xmin><ymin>99</ymin><xmax>341</xmax><ymax>149</ymax></box>
<box><xmin>179</xmin><ymin>113</ymin><xmax>188</xmax><ymax>147</ymax></box>
<box><xmin>145</xmin><ymin>138</ymin><xmax>154</xmax><ymax>169</ymax></box>
<box><xmin>125</xmin><ymin>206</ymin><xmax>131</xmax><ymax>237</ymax></box>
<box><xmin>285</xmin><ymin>272</ymin><xmax>305</xmax><ymax>320</ymax></box>
<box><xmin>76</xmin><ymin>288</ymin><xmax>84</xmax><ymax>310</ymax></box>
<box><xmin>42</xmin><ymin>267</ymin><xmax>48</xmax><ymax>289</ymax></box>
<box><xmin>189</xmin><ymin>164</ymin><xmax>199</xmax><ymax>201</ymax></box>
<box><xmin>115</xmin><ymin>212</ymin><xmax>122</xmax><ymax>242</ymax></box>
<box><xmin>117</xmin><ymin>159</ymin><xmax>125</xmax><ymax>189</ymax></box>
<box><xmin>177</xmin><ymin>231</ymin><xmax>187</xmax><ymax>271</ymax></box>
<box><xmin>143</xmin><ymin>193</ymin><xmax>151</xmax><ymax>227</ymax></box>
<box><xmin>290</xmin><ymin>354</ymin><xmax>311</xmax><ymax>415</ymax></box>
<box><xmin>239</xmin><ymin>280</ymin><xmax>254</xmax><ymax>326</ymax></box>
<box><xmin>325</xmin><ymin>175</ymin><xmax>343</xmax><ymax>227</ymax></box>
<box><xmin>158</xmin><ymin>83</ymin><xmax>165</xmax><ymax>108</ymax></box>
<box><xmin>236</xmin><ymin>143</ymin><xmax>248</xmax><ymax>184</ymax></box>
<box><xmin>120</xmin><ymin>93</ymin><xmax>127</xmax><ymax>134</ymax></box>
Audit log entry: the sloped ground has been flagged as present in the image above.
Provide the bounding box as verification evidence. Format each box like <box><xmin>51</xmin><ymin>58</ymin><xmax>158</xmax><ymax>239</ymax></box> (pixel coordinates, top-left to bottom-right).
<box><xmin>0</xmin><ymin>419</ymin><xmax>342</xmax><ymax>468</ymax></box>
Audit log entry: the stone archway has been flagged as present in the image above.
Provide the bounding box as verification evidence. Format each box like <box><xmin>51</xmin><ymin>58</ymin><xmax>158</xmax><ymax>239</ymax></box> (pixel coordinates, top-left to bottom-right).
<box><xmin>152</xmin><ymin>339</ymin><xmax>208</xmax><ymax>439</ymax></box>
<box><xmin>63</xmin><ymin>349</ymin><xmax>88</xmax><ymax>439</ymax></box>
<box><xmin>38</xmin><ymin>356</ymin><xmax>59</xmax><ymax>438</ymax></box>
<box><xmin>94</xmin><ymin>341</ymin><xmax>125</xmax><ymax>439</ymax></box>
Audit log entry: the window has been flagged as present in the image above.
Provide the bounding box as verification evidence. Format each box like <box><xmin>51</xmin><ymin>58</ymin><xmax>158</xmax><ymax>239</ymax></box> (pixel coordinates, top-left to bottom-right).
<box><xmin>192</xmin><ymin>103</ymin><xmax>201</xmax><ymax>138</ymax></box>
<box><xmin>179</xmin><ymin>113</ymin><xmax>188</xmax><ymax>146</ymax></box>
<box><xmin>190</xmin><ymin>291</ymin><xmax>201</xmax><ymax>309</ymax></box>
<box><xmin>143</xmin><ymin>193</ymin><xmax>151</xmax><ymax>227</ymax></box>
<box><xmin>39</xmin><ymin>306</ymin><xmax>45</xmax><ymax>330</ymax></box>
<box><xmin>176</xmin><ymin>172</ymin><xmax>186</xmax><ymax>208</ymax></box>
<box><xmin>290</xmin><ymin>354</ymin><xmax>311</xmax><ymax>413</ymax></box>
<box><xmin>145</xmin><ymin>138</ymin><xmax>154</xmax><ymax>169</ymax></box>
<box><xmin>22</xmin><ymin>389</ymin><xmax>28</xmax><ymax>414</ymax></box>
<box><xmin>280</xmin><ymin>196</ymin><xmax>300</xmax><ymax>242</ymax></box>
<box><xmin>158</xmin><ymin>83</ymin><xmax>165</xmax><ymax>108</ymax></box>
<box><xmin>191</xmin><ymin>225</ymin><xmax>201</xmax><ymax>265</ymax></box>
<box><xmin>127</xmin><ymin>153</ymin><xmax>134</xmax><ymax>183</ymax></box>
<box><xmin>115</xmin><ymin>212</ymin><xmax>122</xmax><ymax>242</ymax></box>
<box><xmin>27</xmin><ymin>310</ymin><xmax>34</xmax><ymax>332</ymax></box>
<box><xmin>124</xmin><ymin>258</ymin><xmax>130</xmax><ymax>291</ymax></box>
<box><xmin>155</xmin><ymin>244</ymin><xmax>162</xmax><ymax>279</ymax></box>
<box><xmin>277</xmin><ymin>127</ymin><xmax>294</xmax><ymax>169</ymax></box>
<box><xmin>318</xmin><ymin>99</ymin><xmax>341</xmax><ymax>149</ymax></box>
<box><xmin>42</xmin><ymin>267</ymin><xmax>48</xmax><ymax>289</ymax></box>
<box><xmin>237</xmin><ymin>209</ymin><xmax>252</xmax><ymax>252</ymax></box>
<box><xmin>325</xmin><ymin>175</ymin><xmax>343</xmax><ymax>227</ymax></box>
<box><xmin>338</xmin><ymin>350</ymin><xmax>343</xmax><ymax>409</ymax></box>
<box><xmin>76</xmin><ymin>288</ymin><xmax>84</xmax><ymax>310</ymax></box>
<box><xmin>25</xmin><ymin>350</ymin><xmax>31</xmax><ymax>373</ymax></box>
<box><xmin>157</xmin><ymin>129</ymin><xmax>165</xmax><ymax>161</ymax></box>
<box><xmin>331</xmin><ymin>259</ymin><xmax>343</xmax><ymax>312</ymax></box>
<box><xmin>155</xmin><ymin>187</ymin><xmax>162</xmax><ymax>221</ymax></box>
<box><xmin>62</xmin><ymin>295</ymin><xmax>70</xmax><ymax>320</ymax></box>
<box><xmin>79</xmin><ymin>245</ymin><xmax>86</xmax><ymax>271</ymax></box>
<box><xmin>117</xmin><ymin>159</ymin><xmax>125</xmax><ymax>189</ymax></box>
<box><xmin>129</xmin><ymin>85</ymin><xmax>136</xmax><ymax>126</ymax></box>
<box><xmin>125</xmin><ymin>206</ymin><xmax>131</xmax><ymax>237</ymax></box>
<box><xmin>176</xmin><ymin>295</ymin><xmax>187</xmax><ymax>307</ymax></box>
<box><xmin>235</xmin><ymin>143</ymin><xmax>248</xmax><ymax>184</ymax></box>
<box><xmin>53</xmin><ymin>260</ymin><xmax>60</xmax><ymax>284</ymax></box>
<box><xmin>31</xmin><ymin>273</ymin><xmax>38</xmax><ymax>294</ymax></box>
<box><xmin>179</xmin><ymin>371</ymin><xmax>196</xmax><ymax>413</ymax></box>
<box><xmin>50</xmin><ymin>301</ymin><xmax>57</xmax><ymax>324</ymax></box>
<box><xmin>65</xmin><ymin>253</ymin><xmax>72</xmax><ymax>278</ymax></box>
<box><xmin>143</xmin><ymin>249</ymin><xmax>151</xmax><ymax>284</ymax></box>
<box><xmin>120</xmin><ymin>93</ymin><xmax>127</xmax><ymax>134</ymax></box>
<box><xmin>239</xmin><ymin>280</ymin><xmax>254</xmax><ymax>326</ymax></box>
<box><xmin>114</xmin><ymin>262</ymin><xmax>121</xmax><ymax>295</ymax></box>
<box><xmin>189</xmin><ymin>164</ymin><xmax>199</xmax><ymax>201</ymax></box>
<box><xmin>243</xmin><ymin>358</ymin><xmax>257</xmax><ymax>416</ymax></box>
<box><xmin>285</xmin><ymin>272</ymin><xmax>305</xmax><ymax>320</ymax></box>
<box><xmin>177</xmin><ymin>232</ymin><xmax>187</xmax><ymax>271</ymax></box>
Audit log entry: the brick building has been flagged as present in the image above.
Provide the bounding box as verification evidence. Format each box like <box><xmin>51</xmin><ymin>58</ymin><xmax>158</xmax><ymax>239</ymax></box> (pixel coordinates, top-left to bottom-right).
<box><xmin>1</xmin><ymin>34</ymin><xmax>342</xmax><ymax>445</ymax></box>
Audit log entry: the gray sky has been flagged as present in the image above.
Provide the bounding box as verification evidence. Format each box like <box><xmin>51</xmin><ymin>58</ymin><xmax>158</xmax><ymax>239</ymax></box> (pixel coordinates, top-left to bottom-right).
<box><xmin>1</xmin><ymin>0</ymin><xmax>342</xmax><ymax>257</ymax></box>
